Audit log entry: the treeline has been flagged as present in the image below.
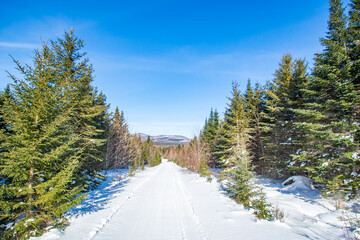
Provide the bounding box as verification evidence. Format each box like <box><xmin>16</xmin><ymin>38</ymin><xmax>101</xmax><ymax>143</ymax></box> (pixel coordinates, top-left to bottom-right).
<box><xmin>163</xmin><ymin>136</ymin><xmax>211</xmax><ymax>178</ymax></box>
<box><xmin>105</xmin><ymin>107</ymin><xmax>161</xmax><ymax>172</ymax></box>
<box><xmin>0</xmin><ymin>30</ymin><xmax>160</xmax><ymax>239</ymax></box>
<box><xmin>168</xmin><ymin>0</ymin><xmax>360</xmax><ymax>208</ymax></box>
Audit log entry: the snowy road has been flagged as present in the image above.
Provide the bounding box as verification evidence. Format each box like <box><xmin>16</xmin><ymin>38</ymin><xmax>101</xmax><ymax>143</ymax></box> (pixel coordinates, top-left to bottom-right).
<box><xmin>92</xmin><ymin>161</ymin><xmax>206</xmax><ymax>240</ymax></box>
<box><xmin>37</xmin><ymin>160</ymin><xmax>307</xmax><ymax>240</ymax></box>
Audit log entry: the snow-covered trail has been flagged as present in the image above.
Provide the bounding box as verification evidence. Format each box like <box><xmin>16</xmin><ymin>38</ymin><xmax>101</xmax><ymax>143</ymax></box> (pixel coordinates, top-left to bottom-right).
<box><xmin>37</xmin><ymin>160</ymin><xmax>307</xmax><ymax>240</ymax></box>
<box><xmin>91</xmin><ymin>161</ymin><xmax>206</xmax><ymax>240</ymax></box>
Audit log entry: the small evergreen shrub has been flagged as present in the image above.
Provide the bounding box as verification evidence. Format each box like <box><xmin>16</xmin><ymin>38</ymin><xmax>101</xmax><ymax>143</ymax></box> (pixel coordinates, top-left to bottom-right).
<box><xmin>251</xmin><ymin>189</ymin><xmax>274</xmax><ymax>220</ymax></box>
<box><xmin>199</xmin><ymin>159</ymin><xmax>212</xmax><ymax>181</ymax></box>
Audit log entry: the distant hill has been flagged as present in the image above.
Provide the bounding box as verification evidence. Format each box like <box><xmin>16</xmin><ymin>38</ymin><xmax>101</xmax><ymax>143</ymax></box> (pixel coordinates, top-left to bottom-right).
<box><xmin>135</xmin><ymin>133</ymin><xmax>191</xmax><ymax>146</ymax></box>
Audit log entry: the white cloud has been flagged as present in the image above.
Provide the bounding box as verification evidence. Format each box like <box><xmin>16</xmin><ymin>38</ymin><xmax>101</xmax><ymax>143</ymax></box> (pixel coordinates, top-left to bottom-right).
<box><xmin>0</xmin><ymin>41</ymin><xmax>40</xmax><ymax>49</ymax></box>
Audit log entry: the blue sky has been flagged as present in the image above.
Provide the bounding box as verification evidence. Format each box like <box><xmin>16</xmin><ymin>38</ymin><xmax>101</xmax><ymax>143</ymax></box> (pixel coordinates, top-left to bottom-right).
<box><xmin>0</xmin><ymin>0</ymin><xmax>343</xmax><ymax>138</ymax></box>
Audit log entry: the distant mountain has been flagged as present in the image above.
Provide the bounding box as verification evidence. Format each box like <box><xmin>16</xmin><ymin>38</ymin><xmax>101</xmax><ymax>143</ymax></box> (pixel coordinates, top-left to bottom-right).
<box><xmin>135</xmin><ymin>133</ymin><xmax>191</xmax><ymax>146</ymax></box>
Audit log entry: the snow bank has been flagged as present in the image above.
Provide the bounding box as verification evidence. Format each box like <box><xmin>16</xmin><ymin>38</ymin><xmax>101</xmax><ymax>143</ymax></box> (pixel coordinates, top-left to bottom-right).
<box><xmin>258</xmin><ymin>177</ymin><xmax>359</xmax><ymax>240</ymax></box>
<box><xmin>282</xmin><ymin>175</ymin><xmax>315</xmax><ymax>191</ymax></box>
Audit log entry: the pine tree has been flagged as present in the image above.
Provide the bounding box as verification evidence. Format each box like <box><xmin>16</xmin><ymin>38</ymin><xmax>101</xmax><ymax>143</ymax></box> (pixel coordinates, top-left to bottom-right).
<box><xmin>0</xmin><ymin>42</ymin><xmax>85</xmax><ymax>238</ymax></box>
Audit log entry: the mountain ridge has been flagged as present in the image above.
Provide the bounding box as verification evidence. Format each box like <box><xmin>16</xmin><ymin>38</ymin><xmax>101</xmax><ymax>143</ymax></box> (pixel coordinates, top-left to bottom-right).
<box><xmin>135</xmin><ymin>133</ymin><xmax>191</xmax><ymax>146</ymax></box>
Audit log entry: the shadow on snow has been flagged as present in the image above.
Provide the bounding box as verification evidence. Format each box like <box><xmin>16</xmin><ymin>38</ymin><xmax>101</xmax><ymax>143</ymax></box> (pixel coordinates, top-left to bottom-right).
<box><xmin>69</xmin><ymin>169</ymin><xmax>130</xmax><ymax>218</ymax></box>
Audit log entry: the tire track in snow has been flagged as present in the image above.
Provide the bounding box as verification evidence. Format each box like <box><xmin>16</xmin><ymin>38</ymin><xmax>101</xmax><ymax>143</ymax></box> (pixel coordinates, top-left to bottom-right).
<box><xmin>173</xmin><ymin>167</ymin><xmax>210</xmax><ymax>240</ymax></box>
<box><xmin>127</xmin><ymin>176</ymin><xmax>158</xmax><ymax>240</ymax></box>
<box><xmin>172</xmin><ymin>170</ymin><xmax>187</xmax><ymax>240</ymax></box>
<box><xmin>89</xmin><ymin>166</ymin><xmax>161</xmax><ymax>240</ymax></box>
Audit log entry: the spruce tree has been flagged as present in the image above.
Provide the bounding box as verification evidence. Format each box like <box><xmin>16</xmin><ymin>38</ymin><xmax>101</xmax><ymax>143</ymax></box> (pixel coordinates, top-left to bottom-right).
<box><xmin>261</xmin><ymin>53</ymin><xmax>296</xmax><ymax>178</ymax></box>
<box><xmin>141</xmin><ymin>136</ymin><xmax>151</xmax><ymax>168</ymax></box>
<box><xmin>0</xmin><ymin>42</ymin><xmax>85</xmax><ymax>239</ymax></box>
<box><xmin>244</xmin><ymin>80</ymin><xmax>266</xmax><ymax>174</ymax></box>
<box><xmin>201</xmin><ymin>108</ymin><xmax>221</xmax><ymax>167</ymax></box>
<box><xmin>0</xmin><ymin>86</ymin><xmax>11</xmax><ymax>136</ymax></box>
<box><xmin>216</xmin><ymin>82</ymin><xmax>243</xmax><ymax>167</ymax></box>
<box><xmin>51</xmin><ymin>30</ymin><xmax>109</xmax><ymax>189</ymax></box>
<box><xmin>220</xmin><ymin>82</ymin><xmax>256</xmax><ymax>207</ymax></box>
<box><xmin>152</xmin><ymin>150</ymin><xmax>162</xmax><ymax>166</ymax></box>
<box><xmin>93</xmin><ymin>90</ymin><xmax>110</xmax><ymax>169</ymax></box>
<box><xmin>293</xmin><ymin>0</ymin><xmax>359</xmax><ymax>198</ymax></box>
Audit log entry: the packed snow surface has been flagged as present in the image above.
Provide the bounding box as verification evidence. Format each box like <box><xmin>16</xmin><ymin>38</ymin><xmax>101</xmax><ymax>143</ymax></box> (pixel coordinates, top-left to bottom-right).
<box><xmin>34</xmin><ymin>160</ymin><xmax>353</xmax><ymax>240</ymax></box>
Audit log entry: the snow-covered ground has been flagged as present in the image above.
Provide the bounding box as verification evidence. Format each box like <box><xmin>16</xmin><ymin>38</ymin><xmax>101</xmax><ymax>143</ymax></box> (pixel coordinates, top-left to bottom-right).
<box><xmin>259</xmin><ymin>176</ymin><xmax>359</xmax><ymax>240</ymax></box>
<box><xmin>33</xmin><ymin>160</ymin><xmax>357</xmax><ymax>240</ymax></box>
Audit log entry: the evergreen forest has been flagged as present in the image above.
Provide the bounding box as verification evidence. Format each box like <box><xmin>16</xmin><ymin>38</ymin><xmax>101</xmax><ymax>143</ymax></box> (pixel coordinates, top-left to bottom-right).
<box><xmin>164</xmin><ymin>0</ymin><xmax>360</xmax><ymax>219</ymax></box>
<box><xmin>1</xmin><ymin>0</ymin><xmax>360</xmax><ymax>239</ymax></box>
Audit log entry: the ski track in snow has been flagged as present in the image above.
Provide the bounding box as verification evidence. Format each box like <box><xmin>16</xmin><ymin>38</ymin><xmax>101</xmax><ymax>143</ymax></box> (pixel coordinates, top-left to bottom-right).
<box><xmin>173</xmin><ymin>167</ymin><xmax>210</xmax><ymax>240</ymax></box>
<box><xmin>88</xmin><ymin>167</ymin><xmax>157</xmax><ymax>240</ymax></box>
<box><xmin>34</xmin><ymin>160</ymin><xmax>313</xmax><ymax>240</ymax></box>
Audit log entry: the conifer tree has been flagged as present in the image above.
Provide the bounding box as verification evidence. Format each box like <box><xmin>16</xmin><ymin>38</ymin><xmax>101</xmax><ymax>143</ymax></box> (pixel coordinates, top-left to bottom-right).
<box><xmin>93</xmin><ymin>90</ymin><xmax>110</xmax><ymax>168</ymax></box>
<box><xmin>215</xmin><ymin>82</ymin><xmax>243</xmax><ymax>167</ymax></box>
<box><xmin>105</xmin><ymin>107</ymin><xmax>132</xmax><ymax>170</ymax></box>
<box><xmin>128</xmin><ymin>135</ymin><xmax>142</xmax><ymax>175</ymax></box>
<box><xmin>140</xmin><ymin>136</ymin><xmax>151</xmax><ymax>168</ymax></box>
<box><xmin>201</xmin><ymin>108</ymin><xmax>221</xmax><ymax>167</ymax></box>
<box><xmin>244</xmin><ymin>80</ymin><xmax>265</xmax><ymax>174</ymax></box>
<box><xmin>347</xmin><ymin>0</ymin><xmax>360</xmax><ymax>195</ymax></box>
<box><xmin>0</xmin><ymin>86</ymin><xmax>12</xmax><ymax>157</ymax></box>
<box><xmin>0</xmin><ymin>86</ymin><xmax>10</xmax><ymax>136</ymax></box>
<box><xmin>151</xmin><ymin>150</ymin><xmax>162</xmax><ymax>166</ymax></box>
<box><xmin>293</xmin><ymin>0</ymin><xmax>359</xmax><ymax>198</ymax></box>
<box><xmin>261</xmin><ymin>53</ymin><xmax>296</xmax><ymax>178</ymax></box>
<box><xmin>0</xmin><ymin>42</ymin><xmax>85</xmax><ymax>239</ymax></box>
<box><xmin>220</xmin><ymin>82</ymin><xmax>256</xmax><ymax>207</ymax></box>
<box><xmin>51</xmin><ymin>30</ymin><xmax>109</xmax><ymax>188</ymax></box>
<box><xmin>258</xmin><ymin>53</ymin><xmax>309</xmax><ymax>178</ymax></box>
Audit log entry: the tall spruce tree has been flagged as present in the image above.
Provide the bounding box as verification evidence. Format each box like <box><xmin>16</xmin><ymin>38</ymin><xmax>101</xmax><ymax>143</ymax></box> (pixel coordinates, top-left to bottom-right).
<box><xmin>259</xmin><ymin>53</ymin><xmax>309</xmax><ymax>178</ymax></box>
<box><xmin>293</xmin><ymin>0</ymin><xmax>359</xmax><ymax>198</ymax></box>
<box><xmin>219</xmin><ymin>82</ymin><xmax>256</xmax><ymax>207</ymax></box>
<box><xmin>0</xmin><ymin>86</ymin><xmax>12</xmax><ymax>157</ymax></box>
<box><xmin>261</xmin><ymin>53</ymin><xmax>296</xmax><ymax>178</ymax></box>
<box><xmin>347</xmin><ymin>0</ymin><xmax>360</xmax><ymax>195</ymax></box>
<box><xmin>0</xmin><ymin>42</ymin><xmax>85</xmax><ymax>239</ymax></box>
<box><xmin>244</xmin><ymin>80</ymin><xmax>266</xmax><ymax>174</ymax></box>
<box><xmin>51</xmin><ymin>30</ymin><xmax>109</xmax><ymax>188</ymax></box>
<box><xmin>215</xmin><ymin>82</ymin><xmax>242</xmax><ymax>167</ymax></box>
